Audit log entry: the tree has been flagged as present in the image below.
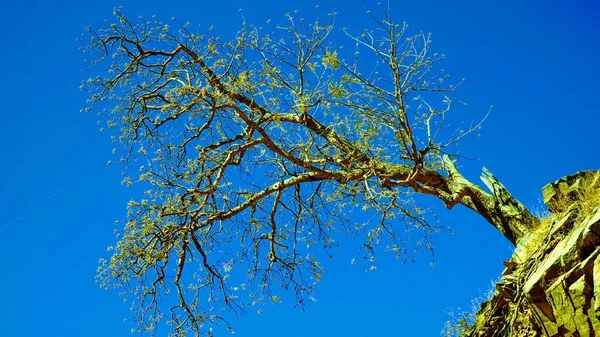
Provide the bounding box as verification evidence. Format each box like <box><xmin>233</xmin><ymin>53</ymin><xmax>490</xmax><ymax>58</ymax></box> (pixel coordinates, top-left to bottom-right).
<box><xmin>82</xmin><ymin>5</ymin><xmax>540</xmax><ymax>336</ymax></box>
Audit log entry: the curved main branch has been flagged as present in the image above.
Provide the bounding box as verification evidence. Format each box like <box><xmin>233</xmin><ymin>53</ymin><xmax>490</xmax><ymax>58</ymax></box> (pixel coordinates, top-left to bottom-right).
<box><xmin>177</xmin><ymin>43</ymin><xmax>539</xmax><ymax>246</ymax></box>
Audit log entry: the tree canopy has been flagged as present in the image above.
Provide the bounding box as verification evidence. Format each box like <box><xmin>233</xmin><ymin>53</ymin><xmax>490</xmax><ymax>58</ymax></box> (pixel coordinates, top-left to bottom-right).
<box><xmin>82</xmin><ymin>5</ymin><xmax>539</xmax><ymax>335</ymax></box>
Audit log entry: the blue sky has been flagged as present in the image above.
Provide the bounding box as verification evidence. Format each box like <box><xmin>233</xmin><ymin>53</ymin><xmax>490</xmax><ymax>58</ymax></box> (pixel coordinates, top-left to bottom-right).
<box><xmin>0</xmin><ymin>0</ymin><xmax>598</xmax><ymax>336</ymax></box>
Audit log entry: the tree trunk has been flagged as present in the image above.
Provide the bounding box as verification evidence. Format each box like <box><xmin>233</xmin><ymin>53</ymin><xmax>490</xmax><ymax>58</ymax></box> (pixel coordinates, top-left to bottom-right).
<box><xmin>466</xmin><ymin>171</ymin><xmax>600</xmax><ymax>337</ymax></box>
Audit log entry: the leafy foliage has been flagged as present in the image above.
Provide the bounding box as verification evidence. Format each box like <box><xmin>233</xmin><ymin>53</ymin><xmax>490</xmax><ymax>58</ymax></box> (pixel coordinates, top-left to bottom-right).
<box><xmin>82</xmin><ymin>4</ymin><xmax>492</xmax><ymax>336</ymax></box>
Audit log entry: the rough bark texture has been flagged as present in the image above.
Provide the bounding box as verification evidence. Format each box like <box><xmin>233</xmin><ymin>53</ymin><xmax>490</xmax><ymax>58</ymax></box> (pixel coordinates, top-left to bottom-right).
<box><xmin>467</xmin><ymin>171</ymin><xmax>600</xmax><ymax>337</ymax></box>
<box><xmin>391</xmin><ymin>158</ymin><xmax>540</xmax><ymax>246</ymax></box>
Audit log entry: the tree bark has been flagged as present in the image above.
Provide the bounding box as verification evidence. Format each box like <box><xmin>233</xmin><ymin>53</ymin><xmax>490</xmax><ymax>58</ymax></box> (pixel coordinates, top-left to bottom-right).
<box><xmin>381</xmin><ymin>157</ymin><xmax>539</xmax><ymax>246</ymax></box>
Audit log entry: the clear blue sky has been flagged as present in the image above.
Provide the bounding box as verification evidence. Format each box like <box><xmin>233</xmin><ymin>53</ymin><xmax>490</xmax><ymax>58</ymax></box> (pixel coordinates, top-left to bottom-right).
<box><xmin>1</xmin><ymin>0</ymin><xmax>598</xmax><ymax>336</ymax></box>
